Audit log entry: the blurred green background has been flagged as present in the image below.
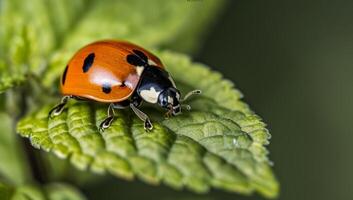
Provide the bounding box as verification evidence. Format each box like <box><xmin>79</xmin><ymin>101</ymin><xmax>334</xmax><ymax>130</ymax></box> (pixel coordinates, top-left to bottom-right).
<box><xmin>198</xmin><ymin>1</ymin><xmax>353</xmax><ymax>199</ymax></box>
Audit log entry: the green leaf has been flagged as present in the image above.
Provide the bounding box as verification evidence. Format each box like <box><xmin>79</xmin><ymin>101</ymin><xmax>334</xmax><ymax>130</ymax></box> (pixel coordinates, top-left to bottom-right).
<box><xmin>0</xmin><ymin>182</ymin><xmax>86</xmax><ymax>200</ymax></box>
<box><xmin>0</xmin><ymin>0</ymin><xmax>224</xmax><ymax>92</ymax></box>
<box><xmin>0</xmin><ymin>112</ymin><xmax>29</xmax><ymax>185</ymax></box>
<box><xmin>17</xmin><ymin>51</ymin><xmax>279</xmax><ymax>198</ymax></box>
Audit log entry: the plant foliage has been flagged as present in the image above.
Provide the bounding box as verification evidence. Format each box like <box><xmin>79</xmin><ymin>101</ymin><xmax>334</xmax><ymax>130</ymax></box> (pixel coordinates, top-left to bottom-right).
<box><xmin>0</xmin><ymin>0</ymin><xmax>278</xmax><ymax>198</ymax></box>
<box><xmin>18</xmin><ymin>51</ymin><xmax>278</xmax><ymax>198</ymax></box>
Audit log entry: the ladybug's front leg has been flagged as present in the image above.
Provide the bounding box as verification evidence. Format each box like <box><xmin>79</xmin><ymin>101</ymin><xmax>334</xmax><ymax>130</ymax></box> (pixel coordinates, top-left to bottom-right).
<box><xmin>99</xmin><ymin>103</ymin><xmax>116</xmax><ymax>132</ymax></box>
<box><xmin>130</xmin><ymin>103</ymin><xmax>153</xmax><ymax>131</ymax></box>
<box><xmin>49</xmin><ymin>95</ymin><xmax>72</xmax><ymax>118</ymax></box>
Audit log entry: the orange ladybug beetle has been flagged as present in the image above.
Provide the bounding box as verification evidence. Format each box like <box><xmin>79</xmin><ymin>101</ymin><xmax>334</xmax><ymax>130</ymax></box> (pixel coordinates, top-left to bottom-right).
<box><xmin>49</xmin><ymin>40</ymin><xmax>201</xmax><ymax>131</ymax></box>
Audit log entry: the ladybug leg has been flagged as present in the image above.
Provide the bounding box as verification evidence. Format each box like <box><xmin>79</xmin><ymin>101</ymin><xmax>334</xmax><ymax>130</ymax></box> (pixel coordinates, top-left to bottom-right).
<box><xmin>181</xmin><ymin>104</ymin><xmax>192</xmax><ymax>111</ymax></box>
<box><xmin>130</xmin><ymin>103</ymin><xmax>153</xmax><ymax>131</ymax></box>
<box><xmin>99</xmin><ymin>100</ymin><xmax>132</xmax><ymax>132</ymax></box>
<box><xmin>99</xmin><ymin>103</ymin><xmax>115</xmax><ymax>132</ymax></box>
<box><xmin>49</xmin><ymin>95</ymin><xmax>72</xmax><ymax>118</ymax></box>
<box><xmin>178</xmin><ymin>89</ymin><xmax>201</xmax><ymax>113</ymax></box>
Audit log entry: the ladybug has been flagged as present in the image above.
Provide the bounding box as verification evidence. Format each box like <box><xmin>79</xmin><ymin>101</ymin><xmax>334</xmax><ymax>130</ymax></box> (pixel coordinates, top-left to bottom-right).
<box><xmin>49</xmin><ymin>40</ymin><xmax>201</xmax><ymax>131</ymax></box>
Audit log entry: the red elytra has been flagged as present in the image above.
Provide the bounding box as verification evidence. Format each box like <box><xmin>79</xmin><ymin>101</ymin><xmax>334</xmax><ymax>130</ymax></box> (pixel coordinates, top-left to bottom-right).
<box><xmin>50</xmin><ymin>40</ymin><xmax>201</xmax><ymax>131</ymax></box>
<box><xmin>61</xmin><ymin>40</ymin><xmax>164</xmax><ymax>102</ymax></box>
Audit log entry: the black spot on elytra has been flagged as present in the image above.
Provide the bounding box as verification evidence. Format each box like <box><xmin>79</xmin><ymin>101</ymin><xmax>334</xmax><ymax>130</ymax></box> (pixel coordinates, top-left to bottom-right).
<box><xmin>62</xmin><ymin>65</ymin><xmax>68</xmax><ymax>85</ymax></box>
<box><xmin>126</xmin><ymin>49</ymin><xmax>148</xmax><ymax>66</ymax></box>
<box><xmin>102</xmin><ymin>83</ymin><xmax>112</xmax><ymax>94</ymax></box>
<box><xmin>82</xmin><ymin>53</ymin><xmax>95</xmax><ymax>73</ymax></box>
<box><xmin>133</xmin><ymin>49</ymin><xmax>148</xmax><ymax>62</ymax></box>
<box><xmin>126</xmin><ymin>54</ymin><xmax>145</xmax><ymax>66</ymax></box>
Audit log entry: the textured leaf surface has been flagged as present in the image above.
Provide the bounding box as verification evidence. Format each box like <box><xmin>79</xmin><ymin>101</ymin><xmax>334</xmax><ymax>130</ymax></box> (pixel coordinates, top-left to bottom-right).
<box><xmin>0</xmin><ymin>182</ymin><xmax>86</xmax><ymax>200</ymax></box>
<box><xmin>0</xmin><ymin>0</ymin><xmax>224</xmax><ymax>92</ymax></box>
<box><xmin>17</xmin><ymin>51</ymin><xmax>279</xmax><ymax>198</ymax></box>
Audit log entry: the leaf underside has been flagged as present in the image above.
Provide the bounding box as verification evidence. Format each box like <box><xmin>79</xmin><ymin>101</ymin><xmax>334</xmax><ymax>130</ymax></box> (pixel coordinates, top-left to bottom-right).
<box><xmin>17</xmin><ymin>51</ymin><xmax>279</xmax><ymax>198</ymax></box>
<box><xmin>0</xmin><ymin>182</ymin><xmax>86</xmax><ymax>200</ymax></box>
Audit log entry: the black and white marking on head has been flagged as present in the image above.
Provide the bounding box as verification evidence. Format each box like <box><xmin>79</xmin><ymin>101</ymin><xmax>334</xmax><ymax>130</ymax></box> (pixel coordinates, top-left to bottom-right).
<box><xmin>126</xmin><ymin>49</ymin><xmax>148</xmax><ymax>67</ymax></box>
<box><xmin>82</xmin><ymin>53</ymin><xmax>95</xmax><ymax>73</ymax></box>
<box><xmin>175</xmin><ymin>92</ymin><xmax>180</xmax><ymax>100</ymax></box>
<box><xmin>102</xmin><ymin>83</ymin><xmax>112</xmax><ymax>94</ymax></box>
<box><xmin>140</xmin><ymin>87</ymin><xmax>161</xmax><ymax>104</ymax></box>
<box><xmin>167</xmin><ymin>96</ymin><xmax>174</xmax><ymax>104</ymax></box>
<box><xmin>62</xmin><ymin>65</ymin><xmax>69</xmax><ymax>85</ymax></box>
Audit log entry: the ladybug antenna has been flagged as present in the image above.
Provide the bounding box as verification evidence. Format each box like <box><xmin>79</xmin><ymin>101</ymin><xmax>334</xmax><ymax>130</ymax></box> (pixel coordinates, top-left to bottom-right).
<box><xmin>180</xmin><ymin>89</ymin><xmax>201</xmax><ymax>102</ymax></box>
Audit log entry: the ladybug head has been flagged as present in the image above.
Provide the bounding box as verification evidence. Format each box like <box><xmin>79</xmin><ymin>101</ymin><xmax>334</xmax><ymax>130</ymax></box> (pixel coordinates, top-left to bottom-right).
<box><xmin>158</xmin><ymin>87</ymin><xmax>181</xmax><ymax>115</ymax></box>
